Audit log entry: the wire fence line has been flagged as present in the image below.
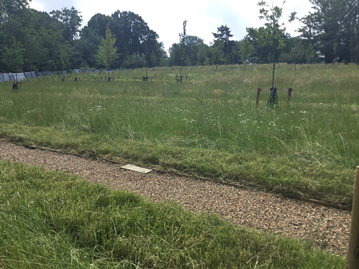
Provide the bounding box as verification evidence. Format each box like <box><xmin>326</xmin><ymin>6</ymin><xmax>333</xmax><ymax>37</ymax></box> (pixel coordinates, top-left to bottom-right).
<box><xmin>0</xmin><ymin>69</ymin><xmax>118</xmax><ymax>83</ymax></box>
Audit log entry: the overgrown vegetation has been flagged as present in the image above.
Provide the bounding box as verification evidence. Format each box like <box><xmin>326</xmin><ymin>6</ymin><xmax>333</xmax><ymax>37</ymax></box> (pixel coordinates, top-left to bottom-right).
<box><xmin>0</xmin><ymin>64</ymin><xmax>358</xmax><ymax>206</ymax></box>
<box><xmin>0</xmin><ymin>160</ymin><xmax>346</xmax><ymax>268</ymax></box>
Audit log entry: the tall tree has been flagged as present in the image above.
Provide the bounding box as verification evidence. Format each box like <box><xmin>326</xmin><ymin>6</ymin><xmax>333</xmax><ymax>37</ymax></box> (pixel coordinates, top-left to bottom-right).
<box><xmin>111</xmin><ymin>10</ymin><xmax>165</xmax><ymax>67</ymax></box>
<box><xmin>239</xmin><ymin>38</ymin><xmax>254</xmax><ymax>70</ymax></box>
<box><xmin>2</xmin><ymin>36</ymin><xmax>25</xmax><ymax>72</ymax></box>
<box><xmin>0</xmin><ymin>7</ymin><xmax>73</xmax><ymax>72</ymax></box>
<box><xmin>196</xmin><ymin>43</ymin><xmax>208</xmax><ymax>66</ymax></box>
<box><xmin>82</xmin><ymin>10</ymin><xmax>165</xmax><ymax>69</ymax></box>
<box><xmin>299</xmin><ymin>0</ymin><xmax>359</xmax><ymax>63</ymax></box>
<box><xmin>50</xmin><ymin>7</ymin><xmax>82</xmax><ymax>42</ymax></box>
<box><xmin>178</xmin><ymin>35</ymin><xmax>205</xmax><ymax>66</ymax></box>
<box><xmin>210</xmin><ymin>43</ymin><xmax>225</xmax><ymax>69</ymax></box>
<box><xmin>0</xmin><ymin>0</ymin><xmax>31</xmax><ymax>26</ymax></box>
<box><xmin>212</xmin><ymin>25</ymin><xmax>234</xmax><ymax>54</ymax></box>
<box><xmin>212</xmin><ymin>25</ymin><xmax>235</xmax><ymax>63</ymax></box>
<box><xmin>96</xmin><ymin>27</ymin><xmax>119</xmax><ymax>75</ymax></box>
<box><xmin>289</xmin><ymin>37</ymin><xmax>305</xmax><ymax>70</ymax></box>
<box><xmin>305</xmin><ymin>43</ymin><xmax>316</xmax><ymax>64</ymax></box>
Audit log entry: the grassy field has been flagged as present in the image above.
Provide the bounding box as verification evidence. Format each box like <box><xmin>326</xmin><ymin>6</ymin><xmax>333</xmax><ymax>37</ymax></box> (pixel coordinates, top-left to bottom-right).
<box><xmin>0</xmin><ymin>63</ymin><xmax>358</xmax><ymax>206</ymax></box>
<box><xmin>0</xmin><ymin>160</ymin><xmax>346</xmax><ymax>268</ymax></box>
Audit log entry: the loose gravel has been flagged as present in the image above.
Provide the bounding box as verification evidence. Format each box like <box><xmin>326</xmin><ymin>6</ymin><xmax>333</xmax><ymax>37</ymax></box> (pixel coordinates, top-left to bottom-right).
<box><xmin>0</xmin><ymin>141</ymin><xmax>351</xmax><ymax>254</ymax></box>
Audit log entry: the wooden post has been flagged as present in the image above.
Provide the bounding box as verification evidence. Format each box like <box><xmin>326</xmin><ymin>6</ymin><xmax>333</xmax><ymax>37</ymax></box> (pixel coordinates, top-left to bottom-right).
<box><xmin>287</xmin><ymin>88</ymin><xmax>293</xmax><ymax>105</ymax></box>
<box><xmin>256</xmin><ymin>88</ymin><xmax>261</xmax><ymax>107</ymax></box>
<box><xmin>256</xmin><ymin>88</ymin><xmax>293</xmax><ymax>107</ymax></box>
<box><xmin>346</xmin><ymin>166</ymin><xmax>359</xmax><ymax>269</ymax></box>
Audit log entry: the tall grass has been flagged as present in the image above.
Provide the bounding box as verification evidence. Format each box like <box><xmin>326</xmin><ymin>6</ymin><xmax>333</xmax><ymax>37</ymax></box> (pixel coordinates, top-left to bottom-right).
<box><xmin>1</xmin><ymin>64</ymin><xmax>358</xmax><ymax>165</ymax></box>
<box><xmin>0</xmin><ymin>160</ymin><xmax>345</xmax><ymax>268</ymax></box>
<box><xmin>0</xmin><ymin>63</ymin><xmax>358</xmax><ymax>204</ymax></box>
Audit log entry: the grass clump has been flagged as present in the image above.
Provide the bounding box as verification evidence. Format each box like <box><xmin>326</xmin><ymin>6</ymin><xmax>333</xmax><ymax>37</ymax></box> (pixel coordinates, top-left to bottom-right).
<box><xmin>0</xmin><ymin>160</ymin><xmax>345</xmax><ymax>268</ymax></box>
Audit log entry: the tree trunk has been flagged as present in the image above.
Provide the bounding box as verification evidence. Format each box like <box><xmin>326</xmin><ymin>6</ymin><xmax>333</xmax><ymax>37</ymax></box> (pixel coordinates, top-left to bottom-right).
<box><xmin>271</xmin><ymin>20</ymin><xmax>276</xmax><ymax>89</ymax></box>
<box><xmin>271</xmin><ymin>61</ymin><xmax>275</xmax><ymax>89</ymax></box>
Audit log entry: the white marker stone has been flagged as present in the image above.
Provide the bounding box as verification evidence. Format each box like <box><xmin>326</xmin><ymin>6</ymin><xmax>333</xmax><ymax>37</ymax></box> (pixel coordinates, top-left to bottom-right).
<box><xmin>121</xmin><ymin>164</ymin><xmax>152</xmax><ymax>174</ymax></box>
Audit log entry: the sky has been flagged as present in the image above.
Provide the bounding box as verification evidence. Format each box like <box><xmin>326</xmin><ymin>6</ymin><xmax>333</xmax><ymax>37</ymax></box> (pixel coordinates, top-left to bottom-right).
<box><xmin>29</xmin><ymin>0</ymin><xmax>314</xmax><ymax>53</ymax></box>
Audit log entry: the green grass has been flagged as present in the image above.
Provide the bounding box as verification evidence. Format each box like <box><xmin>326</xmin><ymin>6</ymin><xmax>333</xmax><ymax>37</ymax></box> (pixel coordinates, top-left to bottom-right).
<box><xmin>0</xmin><ymin>63</ymin><xmax>358</xmax><ymax>206</ymax></box>
<box><xmin>0</xmin><ymin>160</ymin><xmax>346</xmax><ymax>268</ymax></box>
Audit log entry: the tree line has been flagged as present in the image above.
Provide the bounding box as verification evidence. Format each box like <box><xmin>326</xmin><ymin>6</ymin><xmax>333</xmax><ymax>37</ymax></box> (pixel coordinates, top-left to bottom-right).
<box><xmin>0</xmin><ymin>0</ymin><xmax>358</xmax><ymax>73</ymax></box>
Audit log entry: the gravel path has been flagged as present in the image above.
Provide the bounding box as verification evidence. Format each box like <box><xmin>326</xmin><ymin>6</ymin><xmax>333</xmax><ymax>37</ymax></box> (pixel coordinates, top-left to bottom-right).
<box><xmin>0</xmin><ymin>141</ymin><xmax>351</xmax><ymax>254</ymax></box>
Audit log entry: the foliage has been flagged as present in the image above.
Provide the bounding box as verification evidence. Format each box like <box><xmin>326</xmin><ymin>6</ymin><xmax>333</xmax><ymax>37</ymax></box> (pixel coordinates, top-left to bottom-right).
<box><xmin>210</xmin><ymin>44</ymin><xmax>225</xmax><ymax>67</ymax></box>
<box><xmin>257</xmin><ymin>0</ymin><xmax>296</xmax><ymax>88</ymax></box>
<box><xmin>1</xmin><ymin>36</ymin><xmax>25</xmax><ymax>72</ymax></box>
<box><xmin>212</xmin><ymin>25</ymin><xmax>235</xmax><ymax>62</ymax></box>
<box><xmin>290</xmin><ymin>38</ymin><xmax>305</xmax><ymax>70</ymax></box>
<box><xmin>0</xmin><ymin>0</ymin><xmax>31</xmax><ymax>25</ymax></box>
<box><xmin>305</xmin><ymin>43</ymin><xmax>316</xmax><ymax>64</ymax></box>
<box><xmin>125</xmin><ymin>52</ymin><xmax>147</xmax><ymax>69</ymax></box>
<box><xmin>95</xmin><ymin>27</ymin><xmax>119</xmax><ymax>70</ymax></box>
<box><xmin>0</xmin><ymin>0</ymin><xmax>357</xmax><ymax>72</ymax></box>
<box><xmin>50</xmin><ymin>6</ymin><xmax>82</xmax><ymax>42</ymax></box>
<box><xmin>196</xmin><ymin>43</ymin><xmax>208</xmax><ymax>65</ymax></box>
<box><xmin>299</xmin><ymin>0</ymin><xmax>359</xmax><ymax>63</ymax></box>
<box><xmin>0</xmin><ymin>7</ymin><xmax>73</xmax><ymax>72</ymax></box>
<box><xmin>239</xmin><ymin>38</ymin><xmax>254</xmax><ymax>69</ymax></box>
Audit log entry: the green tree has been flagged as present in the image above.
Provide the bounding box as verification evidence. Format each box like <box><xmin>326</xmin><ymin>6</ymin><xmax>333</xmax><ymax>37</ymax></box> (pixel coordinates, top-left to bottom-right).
<box><xmin>203</xmin><ymin>57</ymin><xmax>210</xmax><ymax>66</ymax></box>
<box><xmin>299</xmin><ymin>0</ymin><xmax>359</xmax><ymax>63</ymax></box>
<box><xmin>290</xmin><ymin>38</ymin><xmax>305</xmax><ymax>70</ymax></box>
<box><xmin>305</xmin><ymin>43</ymin><xmax>316</xmax><ymax>64</ymax></box>
<box><xmin>50</xmin><ymin>7</ymin><xmax>82</xmax><ymax>42</ymax></box>
<box><xmin>2</xmin><ymin>36</ymin><xmax>25</xmax><ymax>72</ymax></box>
<box><xmin>0</xmin><ymin>0</ymin><xmax>31</xmax><ymax>26</ymax></box>
<box><xmin>96</xmin><ymin>27</ymin><xmax>119</xmax><ymax>76</ymax></box>
<box><xmin>159</xmin><ymin>56</ymin><xmax>167</xmax><ymax>67</ymax></box>
<box><xmin>149</xmin><ymin>50</ymin><xmax>157</xmax><ymax>67</ymax></box>
<box><xmin>239</xmin><ymin>38</ymin><xmax>254</xmax><ymax>70</ymax></box>
<box><xmin>257</xmin><ymin>0</ymin><xmax>296</xmax><ymax>89</ymax></box>
<box><xmin>210</xmin><ymin>46</ymin><xmax>225</xmax><ymax>70</ymax></box>
<box><xmin>111</xmin><ymin>10</ymin><xmax>165</xmax><ymax>68</ymax></box>
<box><xmin>131</xmin><ymin>52</ymin><xmax>146</xmax><ymax>68</ymax></box>
<box><xmin>230</xmin><ymin>42</ymin><xmax>242</xmax><ymax>64</ymax></box>
<box><xmin>196</xmin><ymin>43</ymin><xmax>208</xmax><ymax>66</ymax></box>
<box><xmin>212</xmin><ymin>25</ymin><xmax>235</xmax><ymax>62</ymax></box>
<box><xmin>0</xmin><ymin>6</ymin><xmax>74</xmax><ymax>72</ymax></box>
<box><xmin>169</xmin><ymin>35</ymin><xmax>205</xmax><ymax>66</ymax></box>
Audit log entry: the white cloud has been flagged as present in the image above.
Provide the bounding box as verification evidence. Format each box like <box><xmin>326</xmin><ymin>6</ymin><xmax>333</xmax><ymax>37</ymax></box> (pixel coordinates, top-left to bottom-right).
<box><xmin>30</xmin><ymin>0</ymin><xmax>81</xmax><ymax>13</ymax></box>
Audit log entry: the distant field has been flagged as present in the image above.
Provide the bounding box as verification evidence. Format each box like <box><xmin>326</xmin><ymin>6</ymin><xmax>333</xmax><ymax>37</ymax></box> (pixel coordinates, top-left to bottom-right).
<box><xmin>0</xmin><ymin>63</ymin><xmax>358</xmax><ymax>206</ymax></box>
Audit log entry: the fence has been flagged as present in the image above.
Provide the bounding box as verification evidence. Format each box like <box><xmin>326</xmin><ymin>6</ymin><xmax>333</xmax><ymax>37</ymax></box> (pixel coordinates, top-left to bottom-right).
<box><xmin>0</xmin><ymin>69</ymin><xmax>116</xmax><ymax>83</ymax></box>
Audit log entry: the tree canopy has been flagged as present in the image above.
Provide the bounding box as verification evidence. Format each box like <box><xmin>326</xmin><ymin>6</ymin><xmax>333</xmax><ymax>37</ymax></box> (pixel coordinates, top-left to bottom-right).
<box><xmin>96</xmin><ymin>27</ymin><xmax>119</xmax><ymax>69</ymax></box>
<box><xmin>299</xmin><ymin>0</ymin><xmax>359</xmax><ymax>63</ymax></box>
<box><xmin>0</xmin><ymin>0</ymin><xmax>357</xmax><ymax>73</ymax></box>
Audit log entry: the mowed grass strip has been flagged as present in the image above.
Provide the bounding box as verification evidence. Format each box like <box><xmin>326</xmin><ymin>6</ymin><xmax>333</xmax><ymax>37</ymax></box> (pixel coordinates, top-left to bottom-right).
<box><xmin>0</xmin><ymin>161</ymin><xmax>345</xmax><ymax>268</ymax></box>
<box><xmin>0</xmin><ymin>123</ymin><xmax>355</xmax><ymax>207</ymax></box>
